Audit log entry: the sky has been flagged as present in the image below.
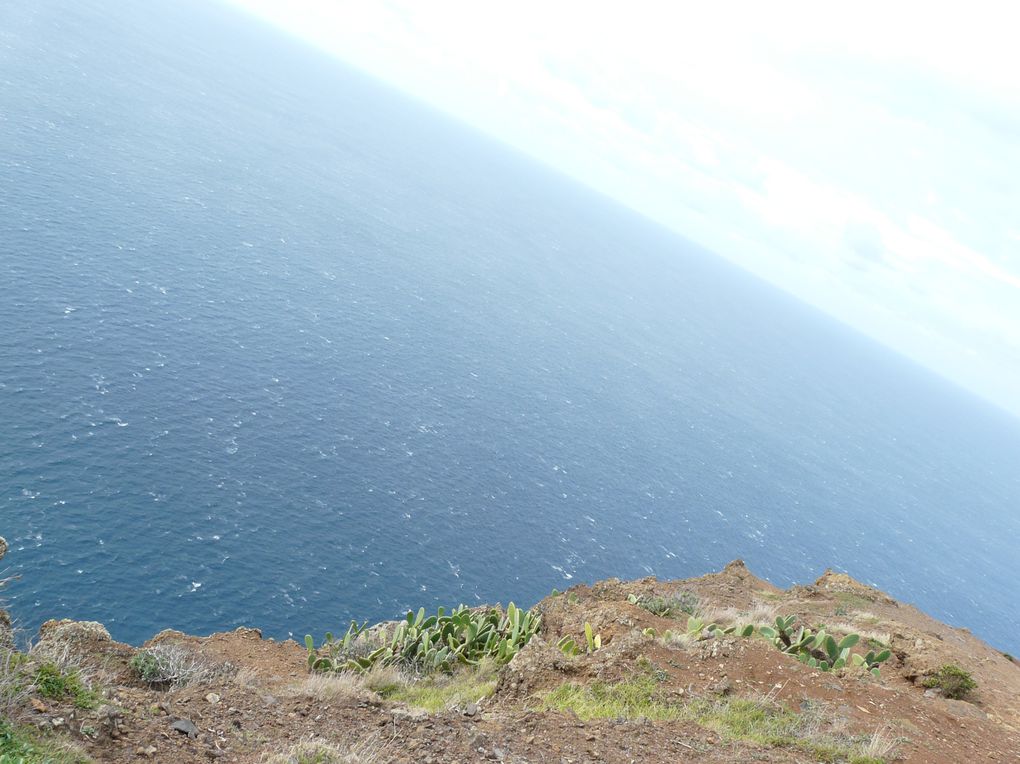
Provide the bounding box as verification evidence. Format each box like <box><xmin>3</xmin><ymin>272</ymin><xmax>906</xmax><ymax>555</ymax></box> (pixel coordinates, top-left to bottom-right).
<box><xmin>228</xmin><ymin>0</ymin><xmax>1020</xmax><ymax>418</ymax></box>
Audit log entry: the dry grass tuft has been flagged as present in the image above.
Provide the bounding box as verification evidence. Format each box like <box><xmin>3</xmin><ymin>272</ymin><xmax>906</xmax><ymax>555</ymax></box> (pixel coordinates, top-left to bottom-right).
<box><xmin>829</xmin><ymin>622</ymin><xmax>891</xmax><ymax>647</ymax></box>
<box><xmin>290</xmin><ymin>672</ymin><xmax>373</xmax><ymax>703</ymax></box>
<box><xmin>744</xmin><ymin>599</ymin><xmax>778</xmax><ymax>627</ymax></box>
<box><xmin>696</xmin><ymin>599</ymin><xmax>776</xmax><ymax>630</ymax></box>
<box><xmin>859</xmin><ymin>725</ymin><xmax>900</xmax><ymax>760</ymax></box>
<box><xmin>697</xmin><ymin>605</ymin><xmax>740</xmax><ymax>627</ymax></box>
<box><xmin>0</xmin><ymin>649</ymin><xmax>30</xmax><ymax>720</ymax></box>
<box><xmin>360</xmin><ymin>664</ymin><xmax>406</xmax><ymax>695</ymax></box>
<box><xmin>233</xmin><ymin>667</ymin><xmax>262</xmax><ymax>689</ymax></box>
<box><xmin>262</xmin><ymin>733</ymin><xmax>390</xmax><ymax>764</ymax></box>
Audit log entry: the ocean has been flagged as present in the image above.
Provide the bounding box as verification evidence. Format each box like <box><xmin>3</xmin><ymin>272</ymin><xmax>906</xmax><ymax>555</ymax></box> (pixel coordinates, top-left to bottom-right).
<box><xmin>2</xmin><ymin>0</ymin><xmax>1018</xmax><ymax>653</ymax></box>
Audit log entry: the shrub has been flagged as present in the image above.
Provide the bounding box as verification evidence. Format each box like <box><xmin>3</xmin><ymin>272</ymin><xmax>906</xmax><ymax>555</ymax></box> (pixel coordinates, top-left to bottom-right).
<box><xmin>30</xmin><ymin>663</ymin><xmax>98</xmax><ymax>709</ymax></box>
<box><xmin>130</xmin><ymin>643</ymin><xmax>221</xmax><ymax>688</ymax></box>
<box><xmin>922</xmin><ymin>664</ymin><xmax>977</xmax><ymax>699</ymax></box>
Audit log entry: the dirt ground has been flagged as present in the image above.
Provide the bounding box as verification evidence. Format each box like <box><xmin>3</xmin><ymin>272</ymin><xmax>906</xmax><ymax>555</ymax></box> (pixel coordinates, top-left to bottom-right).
<box><xmin>6</xmin><ymin>560</ymin><xmax>1020</xmax><ymax>763</ymax></box>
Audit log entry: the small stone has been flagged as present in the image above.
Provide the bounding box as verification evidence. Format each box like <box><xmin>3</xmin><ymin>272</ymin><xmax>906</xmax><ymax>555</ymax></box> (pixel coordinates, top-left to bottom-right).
<box><xmin>464</xmin><ymin>702</ymin><xmax>479</xmax><ymax>717</ymax></box>
<box><xmin>51</xmin><ymin>717</ymin><xmax>65</xmax><ymax>728</ymax></box>
<box><xmin>205</xmin><ymin>693</ymin><xmax>221</xmax><ymax>705</ymax></box>
<box><xmin>30</xmin><ymin>697</ymin><xmax>47</xmax><ymax>713</ymax></box>
<box><xmin>171</xmin><ymin>718</ymin><xmax>199</xmax><ymax>739</ymax></box>
<box><xmin>391</xmin><ymin>707</ymin><xmax>428</xmax><ymax>722</ymax></box>
<box><xmin>709</xmin><ymin>677</ymin><xmax>732</xmax><ymax>696</ymax></box>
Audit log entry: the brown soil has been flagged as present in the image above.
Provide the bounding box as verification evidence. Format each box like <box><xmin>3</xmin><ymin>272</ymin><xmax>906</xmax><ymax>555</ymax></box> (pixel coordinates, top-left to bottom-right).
<box><xmin>7</xmin><ymin>561</ymin><xmax>1019</xmax><ymax>763</ymax></box>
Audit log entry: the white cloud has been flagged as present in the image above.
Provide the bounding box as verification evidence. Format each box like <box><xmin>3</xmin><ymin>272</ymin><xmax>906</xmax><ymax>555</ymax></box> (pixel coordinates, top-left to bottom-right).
<box><xmin>229</xmin><ymin>0</ymin><xmax>1020</xmax><ymax>416</ymax></box>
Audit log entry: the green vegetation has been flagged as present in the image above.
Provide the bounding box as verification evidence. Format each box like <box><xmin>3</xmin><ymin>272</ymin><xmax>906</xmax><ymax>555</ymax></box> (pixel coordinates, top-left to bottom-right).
<box><xmin>922</xmin><ymin>664</ymin><xmax>977</xmax><ymax>699</ymax></box>
<box><xmin>626</xmin><ymin>591</ymin><xmax>700</xmax><ymax>618</ymax></box>
<box><xmin>306</xmin><ymin>603</ymin><xmax>540</xmax><ymax>675</ymax></box>
<box><xmin>0</xmin><ymin>720</ymin><xmax>91</xmax><ymax>764</ymax></box>
<box><xmin>541</xmin><ymin>672</ymin><xmax>888</xmax><ymax>762</ymax></box>
<box><xmin>130</xmin><ymin>643</ymin><xmax>218</xmax><ymax>688</ymax></box>
<box><xmin>834</xmin><ymin>591</ymin><xmax>874</xmax><ymax>608</ymax></box>
<box><xmin>557</xmin><ymin>622</ymin><xmax>602</xmax><ymax>656</ymax></box>
<box><xmin>383</xmin><ymin>660</ymin><xmax>498</xmax><ymax>712</ymax></box>
<box><xmin>543</xmin><ymin>674</ymin><xmax>681</xmax><ymax>721</ymax></box>
<box><xmin>758</xmin><ymin>616</ymin><xmax>889</xmax><ymax>675</ymax></box>
<box><xmin>31</xmin><ymin>663</ymin><xmax>98</xmax><ymax>710</ymax></box>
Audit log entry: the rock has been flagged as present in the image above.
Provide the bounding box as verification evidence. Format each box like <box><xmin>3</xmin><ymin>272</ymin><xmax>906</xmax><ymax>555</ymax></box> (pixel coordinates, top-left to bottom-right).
<box><xmin>51</xmin><ymin>717</ymin><xmax>65</xmax><ymax>728</ymax></box>
<box><xmin>946</xmin><ymin>699</ymin><xmax>988</xmax><ymax>720</ymax></box>
<box><xmin>30</xmin><ymin>697</ymin><xmax>47</xmax><ymax>713</ymax></box>
<box><xmin>205</xmin><ymin>692</ymin><xmax>221</xmax><ymax>705</ymax></box>
<box><xmin>171</xmin><ymin>718</ymin><xmax>199</xmax><ymax>739</ymax></box>
<box><xmin>464</xmin><ymin>702</ymin><xmax>479</xmax><ymax>717</ymax></box>
<box><xmin>709</xmin><ymin>677</ymin><xmax>732</xmax><ymax>696</ymax></box>
<box><xmin>391</xmin><ymin>707</ymin><xmax>428</xmax><ymax>722</ymax></box>
<box><xmin>924</xmin><ymin>688</ymin><xmax>941</xmax><ymax>698</ymax></box>
<box><xmin>0</xmin><ymin>536</ymin><xmax>7</xmax><ymax>560</ymax></box>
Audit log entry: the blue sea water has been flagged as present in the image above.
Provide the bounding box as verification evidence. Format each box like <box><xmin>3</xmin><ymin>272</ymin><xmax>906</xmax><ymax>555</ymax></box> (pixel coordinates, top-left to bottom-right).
<box><xmin>1</xmin><ymin>0</ymin><xmax>1018</xmax><ymax>653</ymax></box>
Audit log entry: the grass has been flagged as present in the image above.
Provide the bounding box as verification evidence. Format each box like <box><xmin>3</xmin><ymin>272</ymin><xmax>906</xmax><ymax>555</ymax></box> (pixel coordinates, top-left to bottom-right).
<box><xmin>31</xmin><ymin>663</ymin><xmax>99</xmax><ymax>710</ymax></box>
<box><xmin>833</xmin><ymin>592</ymin><xmax>874</xmax><ymax>611</ymax></box>
<box><xmin>0</xmin><ymin>720</ymin><xmax>92</xmax><ymax>764</ymax></box>
<box><xmin>829</xmin><ymin>622</ymin><xmax>891</xmax><ymax>648</ymax></box>
<box><xmin>261</xmin><ymin>734</ymin><xmax>388</xmax><ymax>764</ymax></box>
<box><xmin>293</xmin><ymin>673</ymin><xmax>370</xmax><ymax>703</ymax></box>
<box><xmin>296</xmin><ymin>660</ymin><xmax>494</xmax><ymax>713</ymax></box>
<box><xmin>695</xmin><ymin>599</ymin><xmax>777</xmax><ymax>630</ymax></box>
<box><xmin>384</xmin><ymin>660</ymin><xmax>497</xmax><ymax>713</ymax></box>
<box><xmin>292</xmin><ymin>665</ymin><xmax>407</xmax><ymax>704</ymax></box>
<box><xmin>541</xmin><ymin>673</ymin><xmax>893</xmax><ymax>763</ymax></box>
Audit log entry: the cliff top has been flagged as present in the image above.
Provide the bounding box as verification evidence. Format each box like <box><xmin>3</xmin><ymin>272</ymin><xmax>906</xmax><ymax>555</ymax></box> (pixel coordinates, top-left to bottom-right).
<box><xmin>1</xmin><ymin>551</ymin><xmax>1018</xmax><ymax>763</ymax></box>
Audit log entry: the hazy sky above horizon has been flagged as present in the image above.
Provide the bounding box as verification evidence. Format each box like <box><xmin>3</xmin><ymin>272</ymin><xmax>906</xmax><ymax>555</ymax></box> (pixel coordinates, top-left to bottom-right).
<box><xmin>228</xmin><ymin>0</ymin><xmax>1020</xmax><ymax>418</ymax></box>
